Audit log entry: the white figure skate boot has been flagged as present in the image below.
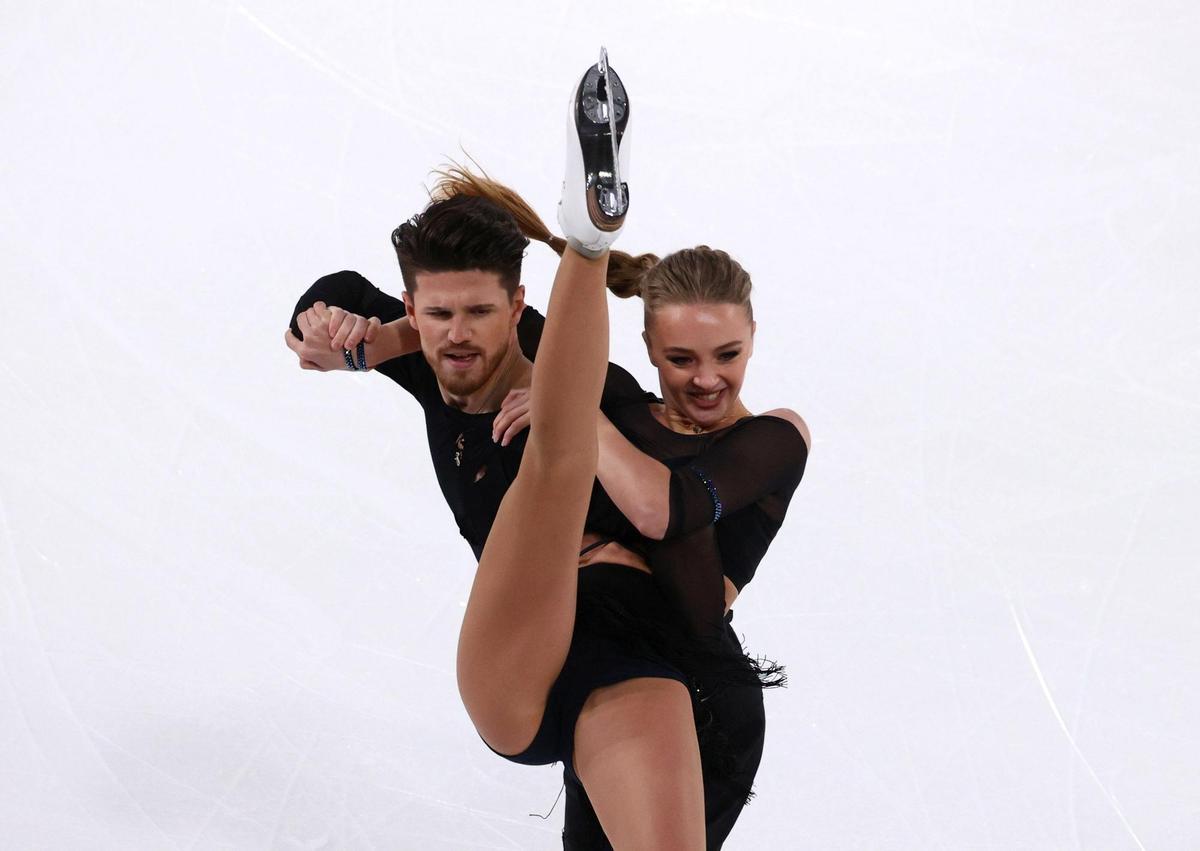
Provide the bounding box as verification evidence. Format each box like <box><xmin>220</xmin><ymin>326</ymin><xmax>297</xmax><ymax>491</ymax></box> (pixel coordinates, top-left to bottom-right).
<box><xmin>558</xmin><ymin>47</ymin><xmax>630</xmax><ymax>257</ymax></box>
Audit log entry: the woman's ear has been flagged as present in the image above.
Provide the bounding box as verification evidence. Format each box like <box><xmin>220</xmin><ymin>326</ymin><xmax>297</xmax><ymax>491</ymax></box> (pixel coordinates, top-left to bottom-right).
<box><xmin>642</xmin><ymin>328</ymin><xmax>657</xmax><ymax>367</ymax></box>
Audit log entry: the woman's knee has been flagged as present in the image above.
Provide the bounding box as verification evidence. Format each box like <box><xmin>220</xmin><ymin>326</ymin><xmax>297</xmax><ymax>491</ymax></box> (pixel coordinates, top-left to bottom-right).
<box><xmin>456</xmin><ymin>668</ymin><xmax>547</xmax><ymax>756</ymax></box>
<box><xmin>465</xmin><ymin>697</ymin><xmax>546</xmax><ymax>757</ymax></box>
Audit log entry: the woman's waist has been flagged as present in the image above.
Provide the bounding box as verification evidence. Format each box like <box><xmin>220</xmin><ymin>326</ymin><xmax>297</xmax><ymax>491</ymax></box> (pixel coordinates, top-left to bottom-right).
<box><xmin>577</xmin><ymin>532</ymin><xmax>649</xmax><ymax>574</ymax></box>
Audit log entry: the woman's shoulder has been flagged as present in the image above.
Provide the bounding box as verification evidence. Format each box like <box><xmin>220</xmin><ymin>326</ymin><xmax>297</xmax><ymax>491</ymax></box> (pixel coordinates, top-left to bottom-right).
<box><xmin>756</xmin><ymin>408</ymin><xmax>811</xmax><ymax>453</ymax></box>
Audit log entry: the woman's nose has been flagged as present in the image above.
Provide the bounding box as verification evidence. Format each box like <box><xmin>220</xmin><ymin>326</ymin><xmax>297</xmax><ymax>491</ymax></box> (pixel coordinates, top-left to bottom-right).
<box><xmin>692</xmin><ymin>370</ymin><xmax>721</xmax><ymax>391</ymax></box>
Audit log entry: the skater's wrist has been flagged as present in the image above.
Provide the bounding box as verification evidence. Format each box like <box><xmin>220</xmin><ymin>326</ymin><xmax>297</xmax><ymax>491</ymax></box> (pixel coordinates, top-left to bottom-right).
<box><xmin>342</xmin><ymin>341</ymin><xmax>368</xmax><ymax>371</ymax></box>
<box><xmin>363</xmin><ymin>320</ymin><xmax>419</xmax><ymax>367</ymax></box>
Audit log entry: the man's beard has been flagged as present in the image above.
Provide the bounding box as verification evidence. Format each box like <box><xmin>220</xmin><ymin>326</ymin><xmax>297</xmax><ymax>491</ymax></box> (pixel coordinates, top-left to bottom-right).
<box><xmin>427</xmin><ymin>339</ymin><xmax>510</xmax><ymax>398</ymax></box>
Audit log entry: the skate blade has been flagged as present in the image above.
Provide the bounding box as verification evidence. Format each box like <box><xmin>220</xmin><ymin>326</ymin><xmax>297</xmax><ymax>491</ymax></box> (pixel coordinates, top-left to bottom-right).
<box><xmin>574</xmin><ymin>48</ymin><xmax>629</xmax><ymax>226</ymax></box>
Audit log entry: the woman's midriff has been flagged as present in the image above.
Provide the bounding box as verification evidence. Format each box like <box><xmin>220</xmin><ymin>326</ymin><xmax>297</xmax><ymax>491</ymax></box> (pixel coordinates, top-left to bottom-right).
<box><xmin>577</xmin><ymin>532</ymin><xmax>649</xmax><ymax>573</ymax></box>
<box><xmin>575</xmin><ymin>532</ymin><xmax>740</xmax><ymax>613</ymax></box>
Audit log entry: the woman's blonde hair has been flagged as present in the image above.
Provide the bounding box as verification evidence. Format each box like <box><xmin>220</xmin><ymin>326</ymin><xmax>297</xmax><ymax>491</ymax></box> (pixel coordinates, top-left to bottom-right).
<box><xmin>637</xmin><ymin>245</ymin><xmax>753</xmax><ymax>322</ymax></box>
<box><xmin>430</xmin><ymin>164</ymin><xmax>753</xmax><ymax>319</ymax></box>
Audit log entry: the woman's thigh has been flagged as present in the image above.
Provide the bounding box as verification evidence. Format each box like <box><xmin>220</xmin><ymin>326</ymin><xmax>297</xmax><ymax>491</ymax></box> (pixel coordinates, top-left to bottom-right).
<box><xmin>573</xmin><ymin>677</ymin><xmax>706</xmax><ymax>850</ymax></box>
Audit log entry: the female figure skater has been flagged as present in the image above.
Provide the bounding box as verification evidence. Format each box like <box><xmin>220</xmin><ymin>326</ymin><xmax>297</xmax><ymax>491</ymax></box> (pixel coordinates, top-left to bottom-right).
<box><xmin>435</xmin><ymin>177</ymin><xmax>810</xmax><ymax>845</ymax></box>
<box><xmin>438</xmin><ymin>57</ymin><xmax>807</xmax><ymax>845</ymax></box>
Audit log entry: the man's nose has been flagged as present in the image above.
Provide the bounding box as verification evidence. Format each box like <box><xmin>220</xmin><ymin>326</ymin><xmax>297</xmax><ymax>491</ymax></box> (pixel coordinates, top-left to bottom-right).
<box><xmin>447</xmin><ymin>316</ymin><xmax>471</xmax><ymax>343</ymax></box>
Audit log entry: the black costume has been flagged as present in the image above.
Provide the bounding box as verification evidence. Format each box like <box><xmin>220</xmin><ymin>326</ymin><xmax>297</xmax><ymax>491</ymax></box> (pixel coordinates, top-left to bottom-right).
<box><xmin>290</xmin><ymin>271</ymin><xmax>807</xmax><ymax>850</ymax></box>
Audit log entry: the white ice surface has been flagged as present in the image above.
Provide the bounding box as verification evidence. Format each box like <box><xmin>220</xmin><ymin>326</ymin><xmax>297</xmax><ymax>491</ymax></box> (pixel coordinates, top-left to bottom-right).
<box><xmin>2</xmin><ymin>2</ymin><xmax>1198</xmax><ymax>849</ymax></box>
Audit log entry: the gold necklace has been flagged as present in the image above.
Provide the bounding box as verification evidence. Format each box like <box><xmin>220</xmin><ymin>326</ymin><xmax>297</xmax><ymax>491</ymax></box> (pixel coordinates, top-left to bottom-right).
<box><xmin>665</xmin><ymin>405</ymin><xmax>748</xmax><ymax>436</ymax></box>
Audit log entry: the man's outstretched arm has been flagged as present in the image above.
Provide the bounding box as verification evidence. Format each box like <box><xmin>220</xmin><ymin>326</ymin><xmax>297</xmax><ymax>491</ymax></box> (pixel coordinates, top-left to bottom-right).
<box><xmin>285</xmin><ymin>270</ymin><xmax>420</xmax><ymax>371</ymax></box>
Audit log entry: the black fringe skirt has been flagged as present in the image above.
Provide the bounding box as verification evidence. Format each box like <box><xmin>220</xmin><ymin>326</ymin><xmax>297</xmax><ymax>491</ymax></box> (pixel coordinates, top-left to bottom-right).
<box><xmin>487</xmin><ymin>562</ymin><xmax>784</xmax><ymax>805</ymax></box>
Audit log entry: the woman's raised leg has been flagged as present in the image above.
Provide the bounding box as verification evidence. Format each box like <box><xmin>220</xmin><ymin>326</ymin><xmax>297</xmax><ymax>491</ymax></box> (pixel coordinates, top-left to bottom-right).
<box><xmin>456</xmin><ymin>52</ymin><xmax>631</xmax><ymax>754</ymax></box>
<box><xmin>457</xmin><ymin>246</ymin><xmax>612</xmax><ymax>753</ymax></box>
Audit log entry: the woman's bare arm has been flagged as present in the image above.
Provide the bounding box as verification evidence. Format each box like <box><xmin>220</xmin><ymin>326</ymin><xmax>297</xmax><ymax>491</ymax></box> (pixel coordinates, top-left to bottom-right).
<box><xmin>595</xmin><ymin>412</ymin><xmax>671</xmax><ymax>538</ymax></box>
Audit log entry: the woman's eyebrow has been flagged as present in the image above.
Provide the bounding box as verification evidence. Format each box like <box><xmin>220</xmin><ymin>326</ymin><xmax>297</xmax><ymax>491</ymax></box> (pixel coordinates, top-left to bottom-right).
<box><xmin>663</xmin><ymin>340</ymin><xmax>743</xmax><ymax>354</ymax></box>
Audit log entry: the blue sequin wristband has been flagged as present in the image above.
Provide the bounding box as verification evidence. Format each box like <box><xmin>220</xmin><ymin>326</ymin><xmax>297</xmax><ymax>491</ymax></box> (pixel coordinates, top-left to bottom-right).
<box><xmin>356</xmin><ymin>340</ymin><xmax>367</xmax><ymax>371</ymax></box>
<box><xmin>342</xmin><ymin>348</ymin><xmax>357</xmax><ymax>371</ymax></box>
<box><xmin>688</xmin><ymin>465</ymin><xmax>723</xmax><ymax>523</ymax></box>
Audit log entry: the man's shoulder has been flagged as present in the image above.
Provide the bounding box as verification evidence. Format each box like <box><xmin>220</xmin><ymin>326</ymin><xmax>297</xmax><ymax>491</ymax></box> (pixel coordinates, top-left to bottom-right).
<box><xmin>376</xmin><ymin>347</ymin><xmax>441</xmax><ymax>402</ymax></box>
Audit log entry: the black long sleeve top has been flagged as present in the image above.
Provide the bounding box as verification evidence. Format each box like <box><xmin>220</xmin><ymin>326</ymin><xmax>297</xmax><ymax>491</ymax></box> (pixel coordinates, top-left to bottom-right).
<box><xmin>290</xmin><ymin>271</ymin><xmax>648</xmax><ymax>561</ymax></box>
<box><xmin>290</xmin><ymin>270</ymin><xmax>807</xmax><ymax>635</ymax></box>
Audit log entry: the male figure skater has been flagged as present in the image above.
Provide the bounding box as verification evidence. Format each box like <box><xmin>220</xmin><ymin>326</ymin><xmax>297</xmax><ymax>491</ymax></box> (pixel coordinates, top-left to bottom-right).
<box><xmin>284</xmin><ymin>194</ymin><xmax>648</xmax><ymax>848</ymax></box>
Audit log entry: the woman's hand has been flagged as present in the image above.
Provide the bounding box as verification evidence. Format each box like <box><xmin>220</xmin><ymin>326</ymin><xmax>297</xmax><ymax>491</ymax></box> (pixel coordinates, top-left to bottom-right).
<box><xmin>492</xmin><ymin>388</ymin><xmax>531</xmax><ymax>445</ymax></box>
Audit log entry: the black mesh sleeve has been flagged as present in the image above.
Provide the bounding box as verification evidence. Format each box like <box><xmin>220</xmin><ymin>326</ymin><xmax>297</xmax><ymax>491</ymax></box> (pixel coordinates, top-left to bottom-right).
<box><xmin>665</xmin><ymin>415</ymin><xmax>809</xmax><ymax>539</ymax></box>
<box><xmin>648</xmin><ymin>524</ymin><xmax>727</xmax><ymax>641</ymax></box>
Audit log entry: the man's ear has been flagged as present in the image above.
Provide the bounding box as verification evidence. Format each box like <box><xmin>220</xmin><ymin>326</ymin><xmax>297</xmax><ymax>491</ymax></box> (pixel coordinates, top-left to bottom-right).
<box><xmin>511</xmin><ymin>284</ymin><xmax>526</xmax><ymax>325</ymax></box>
<box><xmin>402</xmin><ymin>290</ymin><xmax>418</xmax><ymax>331</ymax></box>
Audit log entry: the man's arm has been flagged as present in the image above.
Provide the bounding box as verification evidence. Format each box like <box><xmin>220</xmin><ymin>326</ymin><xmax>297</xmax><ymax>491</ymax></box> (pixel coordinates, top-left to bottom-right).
<box><xmin>287</xmin><ymin>270</ymin><xmax>421</xmax><ymax>369</ymax></box>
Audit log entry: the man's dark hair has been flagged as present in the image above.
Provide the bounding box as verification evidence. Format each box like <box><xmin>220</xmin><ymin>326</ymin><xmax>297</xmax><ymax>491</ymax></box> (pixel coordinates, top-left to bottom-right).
<box><xmin>390</xmin><ymin>194</ymin><xmax>529</xmax><ymax>297</ymax></box>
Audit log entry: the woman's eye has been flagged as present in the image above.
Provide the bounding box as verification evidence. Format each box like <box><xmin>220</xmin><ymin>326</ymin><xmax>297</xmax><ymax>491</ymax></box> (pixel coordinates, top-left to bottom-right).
<box><xmin>668</xmin><ymin>357</ymin><xmax>691</xmax><ymax>366</ymax></box>
<box><xmin>719</xmin><ymin>351</ymin><xmax>740</xmax><ymax>361</ymax></box>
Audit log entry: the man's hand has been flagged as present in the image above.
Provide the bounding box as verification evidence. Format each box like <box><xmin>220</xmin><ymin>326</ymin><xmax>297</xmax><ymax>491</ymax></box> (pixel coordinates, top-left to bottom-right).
<box><xmin>492</xmin><ymin>388</ymin><xmax>531</xmax><ymax>446</ymax></box>
<box><xmin>284</xmin><ymin>301</ymin><xmax>383</xmax><ymax>371</ymax></box>
<box><xmin>285</xmin><ymin>303</ymin><xmax>345</xmax><ymax>371</ymax></box>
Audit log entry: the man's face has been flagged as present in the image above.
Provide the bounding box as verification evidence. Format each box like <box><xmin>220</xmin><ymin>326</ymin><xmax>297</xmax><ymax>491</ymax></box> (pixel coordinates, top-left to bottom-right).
<box><xmin>403</xmin><ymin>270</ymin><xmax>524</xmax><ymax>398</ymax></box>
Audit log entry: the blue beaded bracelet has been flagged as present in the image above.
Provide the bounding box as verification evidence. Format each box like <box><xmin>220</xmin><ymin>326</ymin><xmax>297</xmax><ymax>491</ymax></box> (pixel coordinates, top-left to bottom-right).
<box><xmin>342</xmin><ymin>348</ymin><xmax>357</xmax><ymax>371</ymax></box>
<box><xmin>356</xmin><ymin>340</ymin><xmax>367</xmax><ymax>371</ymax></box>
<box><xmin>688</xmin><ymin>465</ymin><xmax>723</xmax><ymax>523</ymax></box>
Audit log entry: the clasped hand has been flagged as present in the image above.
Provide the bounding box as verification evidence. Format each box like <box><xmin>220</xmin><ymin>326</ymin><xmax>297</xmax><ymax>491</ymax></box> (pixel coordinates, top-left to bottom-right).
<box><xmin>284</xmin><ymin>302</ymin><xmax>381</xmax><ymax>371</ymax></box>
<box><xmin>285</xmin><ymin>302</ymin><xmax>533</xmax><ymax>445</ymax></box>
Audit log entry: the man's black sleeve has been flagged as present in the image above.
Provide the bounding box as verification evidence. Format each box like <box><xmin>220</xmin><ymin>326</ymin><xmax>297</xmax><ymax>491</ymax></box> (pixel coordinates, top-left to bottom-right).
<box><xmin>288</xmin><ymin>269</ymin><xmax>433</xmax><ymax>398</ymax></box>
<box><xmin>289</xmin><ymin>270</ymin><xmax>406</xmax><ymax>334</ymax></box>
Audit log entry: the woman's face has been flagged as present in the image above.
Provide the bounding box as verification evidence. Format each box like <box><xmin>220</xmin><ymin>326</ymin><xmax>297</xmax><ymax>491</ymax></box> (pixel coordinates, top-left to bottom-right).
<box><xmin>643</xmin><ymin>302</ymin><xmax>755</xmax><ymax>429</ymax></box>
